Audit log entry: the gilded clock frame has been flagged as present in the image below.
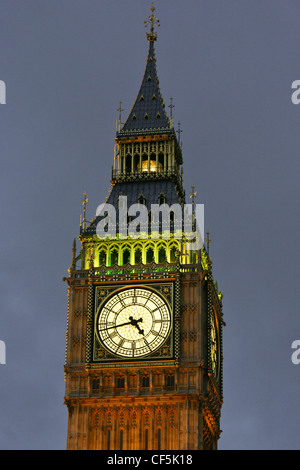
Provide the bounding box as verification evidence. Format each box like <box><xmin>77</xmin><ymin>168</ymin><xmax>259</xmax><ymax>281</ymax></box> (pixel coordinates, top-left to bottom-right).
<box><xmin>89</xmin><ymin>281</ymin><xmax>176</xmax><ymax>365</ymax></box>
<box><xmin>210</xmin><ymin>306</ymin><xmax>221</xmax><ymax>383</ymax></box>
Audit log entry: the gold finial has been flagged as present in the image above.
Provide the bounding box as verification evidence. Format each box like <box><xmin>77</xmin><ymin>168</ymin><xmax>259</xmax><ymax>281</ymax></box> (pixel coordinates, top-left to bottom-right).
<box><xmin>71</xmin><ymin>238</ymin><xmax>76</xmax><ymax>271</ymax></box>
<box><xmin>205</xmin><ymin>231</ymin><xmax>212</xmax><ymax>256</ymax></box>
<box><xmin>169</xmin><ymin>97</ymin><xmax>175</xmax><ymax>127</ymax></box>
<box><xmin>190</xmin><ymin>185</ymin><xmax>197</xmax><ymax>228</ymax></box>
<box><xmin>144</xmin><ymin>3</ymin><xmax>160</xmax><ymax>41</ymax></box>
<box><xmin>190</xmin><ymin>184</ymin><xmax>197</xmax><ymax>201</ymax></box>
<box><xmin>117</xmin><ymin>100</ymin><xmax>123</xmax><ymax>132</ymax></box>
<box><xmin>177</xmin><ymin>121</ymin><xmax>182</xmax><ymax>144</ymax></box>
<box><xmin>81</xmin><ymin>192</ymin><xmax>88</xmax><ymax>229</ymax></box>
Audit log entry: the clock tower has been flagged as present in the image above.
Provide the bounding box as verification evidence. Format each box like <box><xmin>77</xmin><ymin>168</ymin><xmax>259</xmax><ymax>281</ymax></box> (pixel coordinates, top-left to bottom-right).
<box><xmin>63</xmin><ymin>5</ymin><xmax>224</xmax><ymax>451</ymax></box>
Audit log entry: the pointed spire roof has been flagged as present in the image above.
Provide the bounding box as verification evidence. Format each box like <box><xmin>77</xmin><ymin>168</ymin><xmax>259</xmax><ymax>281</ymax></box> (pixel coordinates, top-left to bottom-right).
<box><xmin>117</xmin><ymin>6</ymin><xmax>173</xmax><ymax>138</ymax></box>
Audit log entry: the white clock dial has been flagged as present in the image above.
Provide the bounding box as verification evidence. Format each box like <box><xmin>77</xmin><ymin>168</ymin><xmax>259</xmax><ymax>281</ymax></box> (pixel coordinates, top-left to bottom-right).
<box><xmin>97</xmin><ymin>287</ymin><xmax>171</xmax><ymax>358</ymax></box>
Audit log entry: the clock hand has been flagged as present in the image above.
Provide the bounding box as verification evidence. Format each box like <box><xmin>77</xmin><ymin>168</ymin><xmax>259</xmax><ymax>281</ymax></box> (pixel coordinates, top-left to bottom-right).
<box><xmin>135</xmin><ymin>323</ymin><xmax>144</xmax><ymax>335</ymax></box>
<box><xmin>100</xmin><ymin>317</ymin><xmax>143</xmax><ymax>332</ymax></box>
<box><xmin>99</xmin><ymin>320</ymin><xmax>133</xmax><ymax>332</ymax></box>
<box><xmin>130</xmin><ymin>317</ymin><xmax>144</xmax><ymax>335</ymax></box>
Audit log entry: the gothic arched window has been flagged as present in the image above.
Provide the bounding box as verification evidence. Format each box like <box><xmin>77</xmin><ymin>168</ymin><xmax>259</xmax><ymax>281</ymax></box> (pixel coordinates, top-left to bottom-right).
<box><xmin>110</xmin><ymin>249</ymin><xmax>118</xmax><ymax>266</ymax></box>
<box><xmin>117</xmin><ymin>377</ymin><xmax>125</xmax><ymax>388</ymax></box>
<box><xmin>170</xmin><ymin>246</ymin><xmax>177</xmax><ymax>263</ymax></box>
<box><xmin>158</xmin><ymin>247</ymin><xmax>166</xmax><ymax>263</ymax></box>
<box><xmin>122</xmin><ymin>248</ymin><xmax>130</xmax><ymax>265</ymax></box>
<box><xmin>138</xmin><ymin>194</ymin><xmax>146</xmax><ymax>205</ymax></box>
<box><xmin>158</xmin><ymin>193</ymin><xmax>166</xmax><ymax>205</ymax></box>
<box><xmin>99</xmin><ymin>250</ymin><xmax>106</xmax><ymax>266</ymax></box>
<box><xmin>134</xmin><ymin>248</ymin><xmax>142</xmax><ymax>265</ymax></box>
<box><xmin>125</xmin><ymin>155</ymin><xmax>132</xmax><ymax>173</ymax></box>
<box><xmin>146</xmin><ymin>247</ymin><xmax>154</xmax><ymax>264</ymax></box>
<box><xmin>92</xmin><ymin>378</ymin><xmax>100</xmax><ymax>390</ymax></box>
<box><xmin>142</xmin><ymin>376</ymin><xmax>150</xmax><ymax>387</ymax></box>
<box><xmin>166</xmin><ymin>375</ymin><xmax>175</xmax><ymax>387</ymax></box>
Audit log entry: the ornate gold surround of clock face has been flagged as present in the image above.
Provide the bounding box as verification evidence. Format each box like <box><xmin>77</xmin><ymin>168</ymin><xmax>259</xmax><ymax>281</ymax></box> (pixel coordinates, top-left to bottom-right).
<box><xmin>94</xmin><ymin>285</ymin><xmax>173</xmax><ymax>360</ymax></box>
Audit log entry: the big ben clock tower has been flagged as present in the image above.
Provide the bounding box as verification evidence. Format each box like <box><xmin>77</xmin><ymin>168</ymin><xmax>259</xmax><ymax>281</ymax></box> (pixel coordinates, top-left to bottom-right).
<box><xmin>63</xmin><ymin>5</ymin><xmax>224</xmax><ymax>451</ymax></box>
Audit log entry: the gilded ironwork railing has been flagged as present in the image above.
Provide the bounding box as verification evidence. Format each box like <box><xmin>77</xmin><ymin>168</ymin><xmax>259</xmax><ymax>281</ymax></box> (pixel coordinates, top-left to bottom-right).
<box><xmin>70</xmin><ymin>261</ymin><xmax>202</xmax><ymax>280</ymax></box>
<box><xmin>111</xmin><ymin>167</ymin><xmax>179</xmax><ymax>181</ymax></box>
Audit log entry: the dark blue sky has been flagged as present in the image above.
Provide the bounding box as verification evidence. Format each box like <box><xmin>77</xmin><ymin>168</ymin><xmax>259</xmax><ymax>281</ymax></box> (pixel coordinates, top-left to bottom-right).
<box><xmin>0</xmin><ymin>0</ymin><xmax>299</xmax><ymax>450</ymax></box>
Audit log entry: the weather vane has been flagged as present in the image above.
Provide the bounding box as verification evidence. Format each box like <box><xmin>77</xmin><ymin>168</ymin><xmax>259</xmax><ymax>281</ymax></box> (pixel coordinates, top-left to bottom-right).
<box><xmin>144</xmin><ymin>3</ymin><xmax>160</xmax><ymax>40</ymax></box>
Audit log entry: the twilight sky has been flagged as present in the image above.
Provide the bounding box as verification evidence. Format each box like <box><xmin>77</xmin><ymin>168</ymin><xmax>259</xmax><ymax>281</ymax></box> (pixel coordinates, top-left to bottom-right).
<box><xmin>0</xmin><ymin>0</ymin><xmax>299</xmax><ymax>450</ymax></box>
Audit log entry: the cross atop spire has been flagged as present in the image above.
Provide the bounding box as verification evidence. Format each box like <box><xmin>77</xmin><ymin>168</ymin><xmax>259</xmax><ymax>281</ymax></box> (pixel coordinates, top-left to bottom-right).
<box><xmin>144</xmin><ymin>3</ymin><xmax>160</xmax><ymax>41</ymax></box>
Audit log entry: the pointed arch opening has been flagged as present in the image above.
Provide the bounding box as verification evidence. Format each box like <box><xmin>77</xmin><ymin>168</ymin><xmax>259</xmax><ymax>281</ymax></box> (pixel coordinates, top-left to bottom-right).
<box><xmin>133</xmin><ymin>154</ymin><xmax>139</xmax><ymax>172</ymax></box>
<box><xmin>122</xmin><ymin>248</ymin><xmax>131</xmax><ymax>265</ymax></box>
<box><xmin>158</xmin><ymin>246</ymin><xmax>166</xmax><ymax>263</ymax></box>
<box><xmin>158</xmin><ymin>193</ymin><xmax>166</xmax><ymax>205</ymax></box>
<box><xmin>125</xmin><ymin>154</ymin><xmax>132</xmax><ymax>173</ymax></box>
<box><xmin>169</xmin><ymin>245</ymin><xmax>177</xmax><ymax>263</ymax></box>
<box><xmin>109</xmin><ymin>248</ymin><xmax>118</xmax><ymax>266</ymax></box>
<box><xmin>134</xmin><ymin>247</ymin><xmax>142</xmax><ymax>265</ymax></box>
<box><xmin>99</xmin><ymin>250</ymin><xmax>106</xmax><ymax>266</ymax></box>
<box><xmin>158</xmin><ymin>153</ymin><xmax>164</xmax><ymax>173</ymax></box>
<box><xmin>138</xmin><ymin>194</ymin><xmax>146</xmax><ymax>205</ymax></box>
<box><xmin>146</xmin><ymin>247</ymin><xmax>155</xmax><ymax>264</ymax></box>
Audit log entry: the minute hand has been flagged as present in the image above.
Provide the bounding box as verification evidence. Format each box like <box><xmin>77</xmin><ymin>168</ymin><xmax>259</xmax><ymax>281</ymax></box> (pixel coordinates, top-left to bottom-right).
<box><xmin>99</xmin><ymin>320</ymin><xmax>133</xmax><ymax>332</ymax></box>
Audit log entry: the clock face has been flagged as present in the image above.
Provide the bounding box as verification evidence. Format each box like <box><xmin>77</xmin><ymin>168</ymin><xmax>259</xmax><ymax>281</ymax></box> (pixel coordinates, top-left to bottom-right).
<box><xmin>97</xmin><ymin>287</ymin><xmax>171</xmax><ymax>358</ymax></box>
<box><xmin>210</xmin><ymin>312</ymin><xmax>220</xmax><ymax>378</ymax></box>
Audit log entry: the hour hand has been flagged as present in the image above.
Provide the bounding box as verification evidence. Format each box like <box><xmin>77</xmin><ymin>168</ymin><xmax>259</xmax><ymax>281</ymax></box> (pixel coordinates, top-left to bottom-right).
<box><xmin>134</xmin><ymin>318</ymin><xmax>144</xmax><ymax>335</ymax></box>
<box><xmin>135</xmin><ymin>324</ymin><xmax>144</xmax><ymax>335</ymax></box>
<box><xmin>129</xmin><ymin>316</ymin><xmax>144</xmax><ymax>335</ymax></box>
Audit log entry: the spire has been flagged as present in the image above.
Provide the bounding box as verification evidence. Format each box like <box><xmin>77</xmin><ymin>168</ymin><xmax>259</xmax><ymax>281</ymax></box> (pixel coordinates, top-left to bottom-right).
<box><xmin>118</xmin><ymin>4</ymin><xmax>171</xmax><ymax>137</ymax></box>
